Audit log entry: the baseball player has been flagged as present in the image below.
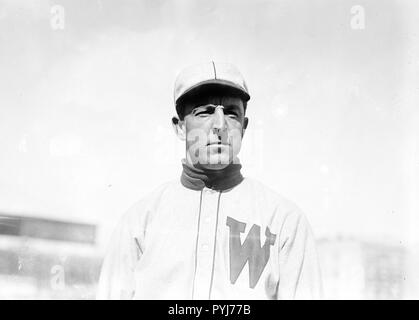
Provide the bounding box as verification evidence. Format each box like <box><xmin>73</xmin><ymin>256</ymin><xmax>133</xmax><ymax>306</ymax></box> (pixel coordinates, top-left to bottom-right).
<box><xmin>96</xmin><ymin>61</ymin><xmax>322</xmax><ymax>300</ymax></box>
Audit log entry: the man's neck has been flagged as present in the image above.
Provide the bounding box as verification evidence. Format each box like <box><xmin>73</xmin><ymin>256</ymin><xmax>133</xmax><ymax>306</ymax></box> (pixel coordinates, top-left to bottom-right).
<box><xmin>180</xmin><ymin>159</ymin><xmax>244</xmax><ymax>191</ymax></box>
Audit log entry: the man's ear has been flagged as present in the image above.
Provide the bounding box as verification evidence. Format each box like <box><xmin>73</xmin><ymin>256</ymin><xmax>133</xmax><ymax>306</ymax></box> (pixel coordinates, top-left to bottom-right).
<box><xmin>172</xmin><ymin>116</ymin><xmax>186</xmax><ymax>140</ymax></box>
<box><xmin>242</xmin><ymin>117</ymin><xmax>249</xmax><ymax>136</ymax></box>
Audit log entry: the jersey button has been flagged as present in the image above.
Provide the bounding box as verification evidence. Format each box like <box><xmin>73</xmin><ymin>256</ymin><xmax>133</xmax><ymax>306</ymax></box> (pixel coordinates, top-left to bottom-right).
<box><xmin>203</xmin><ymin>187</ymin><xmax>216</xmax><ymax>194</ymax></box>
<box><xmin>201</xmin><ymin>244</ymin><xmax>209</xmax><ymax>251</ymax></box>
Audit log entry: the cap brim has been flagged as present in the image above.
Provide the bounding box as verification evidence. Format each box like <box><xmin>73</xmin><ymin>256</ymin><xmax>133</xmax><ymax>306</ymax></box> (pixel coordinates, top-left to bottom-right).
<box><xmin>175</xmin><ymin>80</ymin><xmax>250</xmax><ymax>104</ymax></box>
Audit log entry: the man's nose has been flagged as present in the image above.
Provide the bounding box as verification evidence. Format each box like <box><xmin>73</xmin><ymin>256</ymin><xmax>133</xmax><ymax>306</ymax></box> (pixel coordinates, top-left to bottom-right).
<box><xmin>212</xmin><ymin>106</ymin><xmax>226</xmax><ymax>133</ymax></box>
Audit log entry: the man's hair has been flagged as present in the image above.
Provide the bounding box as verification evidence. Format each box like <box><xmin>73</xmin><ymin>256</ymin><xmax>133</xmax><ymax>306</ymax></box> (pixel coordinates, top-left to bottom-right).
<box><xmin>176</xmin><ymin>84</ymin><xmax>248</xmax><ymax>120</ymax></box>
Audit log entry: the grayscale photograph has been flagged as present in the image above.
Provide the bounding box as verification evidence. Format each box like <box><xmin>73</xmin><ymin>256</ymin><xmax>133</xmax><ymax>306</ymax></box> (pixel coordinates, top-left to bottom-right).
<box><xmin>0</xmin><ymin>0</ymin><xmax>418</xmax><ymax>301</ymax></box>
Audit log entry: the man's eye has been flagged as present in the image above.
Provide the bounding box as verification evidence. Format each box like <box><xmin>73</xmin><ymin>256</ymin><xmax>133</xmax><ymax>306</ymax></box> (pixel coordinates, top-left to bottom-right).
<box><xmin>195</xmin><ymin>111</ymin><xmax>210</xmax><ymax>116</ymax></box>
<box><xmin>226</xmin><ymin>113</ymin><xmax>238</xmax><ymax>118</ymax></box>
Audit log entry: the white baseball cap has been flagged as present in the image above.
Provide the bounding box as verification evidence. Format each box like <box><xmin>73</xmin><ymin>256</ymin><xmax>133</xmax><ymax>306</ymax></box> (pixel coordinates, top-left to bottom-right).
<box><xmin>173</xmin><ymin>61</ymin><xmax>250</xmax><ymax>106</ymax></box>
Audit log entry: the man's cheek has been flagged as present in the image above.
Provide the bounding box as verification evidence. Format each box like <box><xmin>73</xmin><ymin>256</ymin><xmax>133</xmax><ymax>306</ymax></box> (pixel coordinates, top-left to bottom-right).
<box><xmin>229</xmin><ymin>129</ymin><xmax>243</xmax><ymax>153</ymax></box>
<box><xmin>186</xmin><ymin>128</ymin><xmax>208</xmax><ymax>164</ymax></box>
<box><xmin>187</xmin><ymin>143</ymin><xmax>210</xmax><ymax>165</ymax></box>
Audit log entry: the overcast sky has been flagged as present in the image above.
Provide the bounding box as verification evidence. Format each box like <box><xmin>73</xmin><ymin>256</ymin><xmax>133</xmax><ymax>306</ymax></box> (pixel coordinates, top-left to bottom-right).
<box><xmin>0</xmin><ymin>0</ymin><xmax>418</xmax><ymax>247</ymax></box>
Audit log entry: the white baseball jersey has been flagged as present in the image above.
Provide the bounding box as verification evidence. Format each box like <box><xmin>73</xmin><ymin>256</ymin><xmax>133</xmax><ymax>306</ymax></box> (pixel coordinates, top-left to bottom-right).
<box><xmin>96</xmin><ymin>177</ymin><xmax>322</xmax><ymax>299</ymax></box>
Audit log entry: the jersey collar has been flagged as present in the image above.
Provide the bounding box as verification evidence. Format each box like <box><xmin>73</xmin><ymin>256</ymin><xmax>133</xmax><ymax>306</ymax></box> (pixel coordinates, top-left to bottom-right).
<box><xmin>180</xmin><ymin>159</ymin><xmax>244</xmax><ymax>191</ymax></box>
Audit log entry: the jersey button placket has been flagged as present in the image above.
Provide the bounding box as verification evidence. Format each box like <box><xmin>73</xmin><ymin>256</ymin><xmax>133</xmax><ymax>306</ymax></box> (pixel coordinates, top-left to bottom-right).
<box><xmin>193</xmin><ymin>188</ymin><xmax>219</xmax><ymax>299</ymax></box>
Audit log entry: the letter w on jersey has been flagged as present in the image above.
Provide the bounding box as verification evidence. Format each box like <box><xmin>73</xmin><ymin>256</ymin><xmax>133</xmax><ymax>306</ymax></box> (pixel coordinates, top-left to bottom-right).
<box><xmin>226</xmin><ymin>216</ymin><xmax>277</xmax><ymax>289</ymax></box>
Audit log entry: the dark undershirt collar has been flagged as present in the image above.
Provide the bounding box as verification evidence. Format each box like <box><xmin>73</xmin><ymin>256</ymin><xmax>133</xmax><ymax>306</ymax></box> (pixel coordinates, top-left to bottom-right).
<box><xmin>180</xmin><ymin>159</ymin><xmax>244</xmax><ymax>191</ymax></box>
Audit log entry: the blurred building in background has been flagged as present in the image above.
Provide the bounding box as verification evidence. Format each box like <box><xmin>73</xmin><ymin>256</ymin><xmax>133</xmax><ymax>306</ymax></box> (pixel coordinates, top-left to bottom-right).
<box><xmin>318</xmin><ymin>236</ymin><xmax>407</xmax><ymax>299</ymax></box>
<box><xmin>0</xmin><ymin>214</ymin><xmax>101</xmax><ymax>299</ymax></box>
<box><xmin>0</xmin><ymin>213</ymin><xmax>411</xmax><ymax>299</ymax></box>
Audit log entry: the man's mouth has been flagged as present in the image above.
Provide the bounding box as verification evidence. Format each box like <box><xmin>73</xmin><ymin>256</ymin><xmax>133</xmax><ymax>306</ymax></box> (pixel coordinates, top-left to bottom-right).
<box><xmin>206</xmin><ymin>142</ymin><xmax>229</xmax><ymax>146</ymax></box>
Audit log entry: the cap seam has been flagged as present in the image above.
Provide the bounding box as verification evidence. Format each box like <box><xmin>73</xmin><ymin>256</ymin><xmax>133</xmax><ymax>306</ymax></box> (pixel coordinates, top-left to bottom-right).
<box><xmin>211</xmin><ymin>61</ymin><xmax>217</xmax><ymax>80</ymax></box>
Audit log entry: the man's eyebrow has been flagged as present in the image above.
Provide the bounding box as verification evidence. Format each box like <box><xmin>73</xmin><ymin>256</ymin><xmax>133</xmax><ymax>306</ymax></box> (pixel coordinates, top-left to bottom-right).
<box><xmin>193</xmin><ymin>104</ymin><xmax>215</xmax><ymax>110</ymax></box>
<box><xmin>191</xmin><ymin>104</ymin><xmax>241</xmax><ymax>114</ymax></box>
<box><xmin>191</xmin><ymin>104</ymin><xmax>215</xmax><ymax>114</ymax></box>
<box><xmin>223</xmin><ymin>105</ymin><xmax>242</xmax><ymax>112</ymax></box>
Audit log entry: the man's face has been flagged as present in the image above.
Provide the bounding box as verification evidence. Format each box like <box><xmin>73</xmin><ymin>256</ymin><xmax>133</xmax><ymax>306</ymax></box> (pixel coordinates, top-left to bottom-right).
<box><xmin>180</xmin><ymin>94</ymin><xmax>248</xmax><ymax>170</ymax></box>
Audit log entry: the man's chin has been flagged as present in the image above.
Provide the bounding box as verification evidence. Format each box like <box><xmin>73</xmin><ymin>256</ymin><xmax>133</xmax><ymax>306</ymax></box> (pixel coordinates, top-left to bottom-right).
<box><xmin>200</xmin><ymin>163</ymin><xmax>229</xmax><ymax>170</ymax></box>
<box><xmin>198</xmin><ymin>155</ymin><xmax>232</xmax><ymax>170</ymax></box>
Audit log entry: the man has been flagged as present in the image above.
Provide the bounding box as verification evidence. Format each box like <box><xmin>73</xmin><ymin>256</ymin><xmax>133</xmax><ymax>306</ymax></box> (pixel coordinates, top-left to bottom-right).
<box><xmin>97</xmin><ymin>61</ymin><xmax>322</xmax><ymax>299</ymax></box>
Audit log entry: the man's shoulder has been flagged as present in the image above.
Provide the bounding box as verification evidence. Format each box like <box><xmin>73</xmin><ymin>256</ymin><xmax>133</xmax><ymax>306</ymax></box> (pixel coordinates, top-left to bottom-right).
<box><xmin>241</xmin><ymin>177</ymin><xmax>305</xmax><ymax>217</ymax></box>
<box><xmin>122</xmin><ymin>179</ymin><xmax>180</xmax><ymax>220</ymax></box>
<box><xmin>240</xmin><ymin>177</ymin><xmax>293</xmax><ymax>203</ymax></box>
<box><xmin>131</xmin><ymin>178</ymin><xmax>180</xmax><ymax>205</ymax></box>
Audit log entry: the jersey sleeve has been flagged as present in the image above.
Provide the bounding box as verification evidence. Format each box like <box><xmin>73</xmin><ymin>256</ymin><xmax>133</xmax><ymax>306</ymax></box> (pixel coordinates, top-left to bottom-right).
<box><xmin>96</xmin><ymin>206</ymin><xmax>144</xmax><ymax>300</ymax></box>
<box><xmin>277</xmin><ymin>208</ymin><xmax>323</xmax><ymax>300</ymax></box>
